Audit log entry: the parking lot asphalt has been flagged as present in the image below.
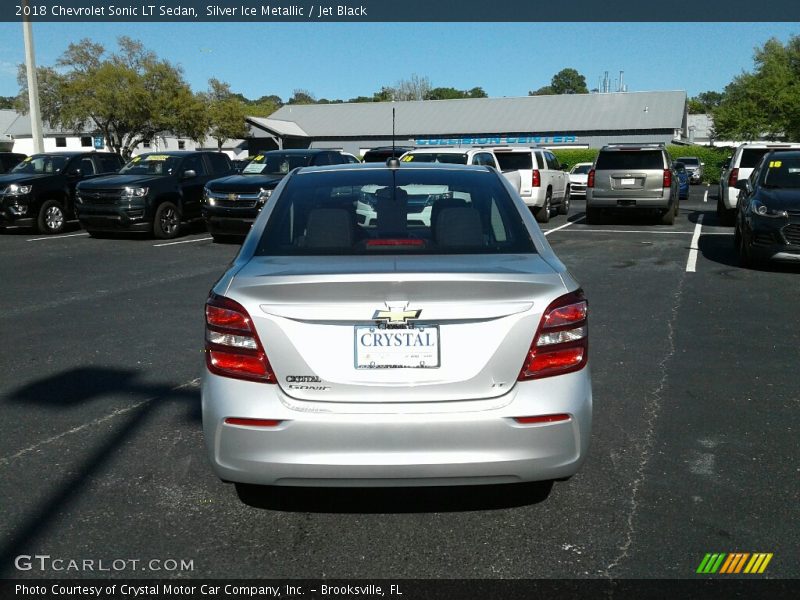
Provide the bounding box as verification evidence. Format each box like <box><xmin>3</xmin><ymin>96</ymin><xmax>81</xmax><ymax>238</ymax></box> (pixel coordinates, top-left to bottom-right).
<box><xmin>1</xmin><ymin>184</ymin><xmax>797</xmax><ymax>579</ymax></box>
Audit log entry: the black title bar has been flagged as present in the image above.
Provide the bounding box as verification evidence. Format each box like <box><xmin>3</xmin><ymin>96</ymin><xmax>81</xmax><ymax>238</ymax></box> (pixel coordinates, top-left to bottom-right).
<box><xmin>4</xmin><ymin>0</ymin><xmax>800</xmax><ymax>22</ymax></box>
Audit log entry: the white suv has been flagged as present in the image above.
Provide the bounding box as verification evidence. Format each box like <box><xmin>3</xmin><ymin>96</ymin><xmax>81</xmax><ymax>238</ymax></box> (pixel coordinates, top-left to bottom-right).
<box><xmin>717</xmin><ymin>142</ymin><xmax>800</xmax><ymax>225</ymax></box>
<box><xmin>491</xmin><ymin>147</ymin><xmax>570</xmax><ymax>223</ymax></box>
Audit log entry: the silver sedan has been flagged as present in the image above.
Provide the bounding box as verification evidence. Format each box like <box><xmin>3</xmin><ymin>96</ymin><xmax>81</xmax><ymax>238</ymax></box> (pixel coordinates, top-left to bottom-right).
<box><xmin>202</xmin><ymin>162</ymin><xmax>592</xmax><ymax>489</ymax></box>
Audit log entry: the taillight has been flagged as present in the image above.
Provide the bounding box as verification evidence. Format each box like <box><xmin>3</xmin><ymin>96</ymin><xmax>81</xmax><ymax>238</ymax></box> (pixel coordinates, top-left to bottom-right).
<box><xmin>532</xmin><ymin>169</ymin><xmax>541</xmax><ymax>187</ymax></box>
<box><xmin>728</xmin><ymin>168</ymin><xmax>739</xmax><ymax>187</ymax></box>
<box><xmin>663</xmin><ymin>169</ymin><xmax>672</xmax><ymax>187</ymax></box>
<box><xmin>587</xmin><ymin>169</ymin><xmax>595</xmax><ymax>188</ymax></box>
<box><xmin>518</xmin><ymin>289</ymin><xmax>588</xmax><ymax>380</ymax></box>
<box><xmin>205</xmin><ymin>293</ymin><xmax>275</xmax><ymax>383</ymax></box>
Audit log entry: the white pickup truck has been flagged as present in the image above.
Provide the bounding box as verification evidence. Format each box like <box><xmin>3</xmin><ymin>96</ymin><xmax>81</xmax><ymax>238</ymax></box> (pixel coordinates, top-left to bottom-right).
<box><xmin>491</xmin><ymin>147</ymin><xmax>570</xmax><ymax>222</ymax></box>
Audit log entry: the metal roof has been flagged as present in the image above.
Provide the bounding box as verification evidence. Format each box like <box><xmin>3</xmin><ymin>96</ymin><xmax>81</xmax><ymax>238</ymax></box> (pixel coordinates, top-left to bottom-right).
<box><xmin>267</xmin><ymin>91</ymin><xmax>687</xmax><ymax>138</ymax></box>
<box><xmin>247</xmin><ymin>117</ymin><xmax>309</xmax><ymax>138</ymax></box>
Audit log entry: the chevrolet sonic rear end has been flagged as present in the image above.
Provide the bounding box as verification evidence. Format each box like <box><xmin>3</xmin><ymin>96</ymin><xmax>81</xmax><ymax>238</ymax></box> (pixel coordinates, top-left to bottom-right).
<box><xmin>202</xmin><ymin>162</ymin><xmax>591</xmax><ymax>488</ymax></box>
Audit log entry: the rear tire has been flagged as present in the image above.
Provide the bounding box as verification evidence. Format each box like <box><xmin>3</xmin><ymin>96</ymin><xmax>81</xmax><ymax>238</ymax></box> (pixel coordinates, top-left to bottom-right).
<box><xmin>153</xmin><ymin>201</ymin><xmax>181</xmax><ymax>239</ymax></box>
<box><xmin>717</xmin><ymin>198</ymin><xmax>735</xmax><ymax>226</ymax></box>
<box><xmin>558</xmin><ymin>187</ymin><xmax>570</xmax><ymax>216</ymax></box>
<box><xmin>660</xmin><ymin>205</ymin><xmax>675</xmax><ymax>225</ymax></box>
<box><xmin>534</xmin><ymin>191</ymin><xmax>551</xmax><ymax>223</ymax></box>
<box><xmin>37</xmin><ymin>199</ymin><xmax>67</xmax><ymax>234</ymax></box>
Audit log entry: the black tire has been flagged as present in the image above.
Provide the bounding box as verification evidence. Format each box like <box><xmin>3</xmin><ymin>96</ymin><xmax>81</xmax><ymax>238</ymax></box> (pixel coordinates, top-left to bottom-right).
<box><xmin>37</xmin><ymin>199</ymin><xmax>67</xmax><ymax>234</ymax></box>
<box><xmin>534</xmin><ymin>190</ymin><xmax>552</xmax><ymax>223</ymax></box>
<box><xmin>558</xmin><ymin>186</ymin><xmax>570</xmax><ymax>215</ymax></box>
<box><xmin>660</xmin><ymin>205</ymin><xmax>675</xmax><ymax>225</ymax></box>
<box><xmin>153</xmin><ymin>201</ymin><xmax>181</xmax><ymax>239</ymax></box>
<box><xmin>717</xmin><ymin>198</ymin><xmax>735</xmax><ymax>226</ymax></box>
<box><xmin>585</xmin><ymin>206</ymin><xmax>601</xmax><ymax>224</ymax></box>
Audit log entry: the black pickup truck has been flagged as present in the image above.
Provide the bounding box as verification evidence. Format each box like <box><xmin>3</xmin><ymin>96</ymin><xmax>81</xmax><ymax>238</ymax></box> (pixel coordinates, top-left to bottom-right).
<box><xmin>0</xmin><ymin>151</ymin><xmax>123</xmax><ymax>234</ymax></box>
<box><xmin>202</xmin><ymin>149</ymin><xmax>348</xmax><ymax>242</ymax></box>
<box><xmin>76</xmin><ymin>151</ymin><xmax>232</xmax><ymax>239</ymax></box>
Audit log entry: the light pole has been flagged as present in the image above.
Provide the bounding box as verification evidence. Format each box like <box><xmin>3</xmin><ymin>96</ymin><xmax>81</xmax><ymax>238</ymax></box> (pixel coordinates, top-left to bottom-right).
<box><xmin>22</xmin><ymin>0</ymin><xmax>44</xmax><ymax>153</ymax></box>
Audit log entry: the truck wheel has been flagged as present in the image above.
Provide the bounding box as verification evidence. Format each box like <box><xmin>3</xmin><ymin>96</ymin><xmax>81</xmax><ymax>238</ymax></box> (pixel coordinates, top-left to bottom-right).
<box><xmin>558</xmin><ymin>186</ymin><xmax>570</xmax><ymax>215</ymax></box>
<box><xmin>660</xmin><ymin>205</ymin><xmax>675</xmax><ymax>225</ymax></box>
<box><xmin>37</xmin><ymin>199</ymin><xmax>67</xmax><ymax>234</ymax></box>
<box><xmin>153</xmin><ymin>201</ymin><xmax>181</xmax><ymax>239</ymax></box>
<box><xmin>534</xmin><ymin>191</ymin><xmax>551</xmax><ymax>223</ymax></box>
<box><xmin>717</xmin><ymin>199</ymin><xmax>734</xmax><ymax>226</ymax></box>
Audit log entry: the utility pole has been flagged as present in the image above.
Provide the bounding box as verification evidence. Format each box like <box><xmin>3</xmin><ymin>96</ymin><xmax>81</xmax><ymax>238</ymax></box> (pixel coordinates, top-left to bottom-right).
<box><xmin>22</xmin><ymin>0</ymin><xmax>44</xmax><ymax>153</ymax></box>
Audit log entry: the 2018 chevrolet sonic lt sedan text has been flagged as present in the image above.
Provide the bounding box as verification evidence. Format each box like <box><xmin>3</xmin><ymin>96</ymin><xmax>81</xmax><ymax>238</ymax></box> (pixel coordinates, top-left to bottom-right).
<box><xmin>202</xmin><ymin>161</ymin><xmax>592</xmax><ymax>490</ymax></box>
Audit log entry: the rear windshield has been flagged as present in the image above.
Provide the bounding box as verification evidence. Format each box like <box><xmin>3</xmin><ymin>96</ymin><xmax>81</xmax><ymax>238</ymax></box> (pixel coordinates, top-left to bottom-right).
<box><xmin>401</xmin><ymin>153</ymin><xmax>468</xmax><ymax>165</ymax></box>
<box><xmin>740</xmin><ymin>148</ymin><xmax>774</xmax><ymax>169</ymax></box>
<box><xmin>243</xmin><ymin>153</ymin><xmax>314</xmax><ymax>175</ymax></box>
<box><xmin>494</xmin><ymin>152</ymin><xmax>532</xmax><ymax>171</ymax></box>
<box><xmin>254</xmin><ymin>168</ymin><xmax>536</xmax><ymax>256</ymax></box>
<box><xmin>595</xmin><ymin>150</ymin><xmax>664</xmax><ymax>170</ymax></box>
<box><xmin>679</xmin><ymin>157</ymin><xmax>700</xmax><ymax>166</ymax></box>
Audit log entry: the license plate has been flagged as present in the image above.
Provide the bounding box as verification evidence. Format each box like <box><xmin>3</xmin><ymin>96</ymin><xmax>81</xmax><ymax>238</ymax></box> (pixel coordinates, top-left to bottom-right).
<box><xmin>620</xmin><ymin>178</ymin><xmax>635</xmax><ymax>185</ymax></box>
<box><xmin>355</xmin><ymin>325</ymin><xmax>440</xmax><ymax>369</ymax></box>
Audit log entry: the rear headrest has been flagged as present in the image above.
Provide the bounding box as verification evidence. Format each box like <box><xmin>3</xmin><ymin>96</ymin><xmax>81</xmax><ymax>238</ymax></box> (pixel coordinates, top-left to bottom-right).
<box><xmin>304</xmin><ymin>208</ymin><xmax>354</xmax><ymax>249</ymax></box>
<box><xmin>435</xmin><ymin>207</ymin><xmax>484</xmax><ymax>248</ymax></box>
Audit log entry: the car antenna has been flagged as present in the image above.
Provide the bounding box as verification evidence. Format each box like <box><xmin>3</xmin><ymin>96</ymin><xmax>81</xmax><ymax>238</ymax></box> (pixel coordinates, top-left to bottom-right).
<box><xmin>387</xmin><ymin>107</ymin><xmax>400</xmax><ymax>169</ymax></box>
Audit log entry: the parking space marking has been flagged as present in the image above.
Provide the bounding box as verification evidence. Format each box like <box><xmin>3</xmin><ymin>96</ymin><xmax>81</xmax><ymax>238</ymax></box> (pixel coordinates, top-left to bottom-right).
<box><xmin>26</xmin><ymin>233</ymin><xmax>90</xmax><ymax>242</ymax></box>
<box><xmin>543</xmin><ymin>216</ymin><xmax>585</xmax><ymax>236</ymax></box>
<box><xmin>0</xmin><ymin>378</ymin><xmax>201</xmax><ymax>468</ymax></box>
<box><xmin>153</xmin><ymin>237</ymin><xmax>212</xmax><ymax>247</ymax></box>
<box><xmin>703</xmin><ymin>190</ymin><xmax>708</xmax><ymax>203</ymax></box>
<box><xmin>686</xmin><ymin>214</ymin><xmax>705</xmax><ymax>273</ymax></box>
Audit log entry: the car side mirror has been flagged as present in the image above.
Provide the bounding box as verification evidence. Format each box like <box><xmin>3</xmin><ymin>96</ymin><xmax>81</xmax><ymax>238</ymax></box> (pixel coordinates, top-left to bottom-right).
<box><xmin>182</xmin><ymin>169</ymin><xmax>197</xmax><ymax>179</ymax></box>
<box><xmin>68</xmin><ymin>168</ymin><xmax>82</xmax><ymax>178</ymax></box>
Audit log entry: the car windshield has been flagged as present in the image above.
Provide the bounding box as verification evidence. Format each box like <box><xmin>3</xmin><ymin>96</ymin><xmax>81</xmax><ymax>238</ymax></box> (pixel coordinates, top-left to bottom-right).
<box><xmin>761</xmin><ymin>155</ymin><xmax>800</xmax><ymax>188</ymax></box>
<box><xmin>11</xmin><ymin>154</ymin><xmax>69</xmax><ymax>174</ymax></box>
<box><xmin>570</xmin><ymin>164</ymin><xmax>591</xmax><ymax>175</ymax></box>
<box><xmin>401</xmin><ymin>153</ymin><xmax>469</xmax><ymax>165</ymax></box>
<box><xmin>120</xmin><ymin>154</ymin><xmax>182</xmax><ymax>176</ymax></box>
<box><xmin>242</xmin><ymin>153</ymin><xmax>313</xmax><ymax>175</ymax></box>
<box><xmin>254</xmin><ymin>168</ymin><xmax>536</xmax><ymax>256</ymax></box>
<box><xmin>595</xmin><ymin>150</ymin><xmax>664</xmax><ymax>170</ymax></box>
<box><xmin>680</xmin><ymin>157</ymin><xmax>700</xmax><ymax>166</ymax></box>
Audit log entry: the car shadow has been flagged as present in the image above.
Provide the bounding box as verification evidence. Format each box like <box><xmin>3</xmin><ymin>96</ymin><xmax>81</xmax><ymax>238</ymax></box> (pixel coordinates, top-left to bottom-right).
<box><xmin>235</xmin><ymin>480</ymin><xmax>554</xmax><ymax>513</ymax></box>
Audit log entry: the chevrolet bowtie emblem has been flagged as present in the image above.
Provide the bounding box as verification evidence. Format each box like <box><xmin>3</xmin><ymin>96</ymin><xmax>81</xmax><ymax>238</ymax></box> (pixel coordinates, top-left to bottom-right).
<box><xmin>227</xmin><ymin>193</ymin><xmax>238</xmax><ymax>201</ymax></box>
<box><xmin>373</xmin><ymin>308</ymin><xmax>421</xmax><ymax>324</ymax></box>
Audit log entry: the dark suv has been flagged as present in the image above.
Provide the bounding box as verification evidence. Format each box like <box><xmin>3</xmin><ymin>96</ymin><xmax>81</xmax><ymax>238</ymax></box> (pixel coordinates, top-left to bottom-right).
<box><xmin>586</xmin><ymin>143</ymin><xmax>679</xmax><ymax>225</ymax></box>
<box><xmin>202</xmin><ymin>149</ymin><xmax>348</xmax><ymax>242</ymax></box>
<box><xmin>0</xmin><ymin>151</ymin><xmax>124</xmax><ymax>234</ymax></box>
<box><xmin>76</xmin><ymin>151</ymin><xmax>232</xmax><ymax>239</ymax></box>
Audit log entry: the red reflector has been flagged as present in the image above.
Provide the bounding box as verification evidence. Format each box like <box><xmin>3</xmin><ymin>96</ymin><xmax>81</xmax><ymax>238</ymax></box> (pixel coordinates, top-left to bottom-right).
<box><xmin>532</xmin><ymin>169</ymin><xmax>541</xmax><ymax>187</ymax></box>
<box><xmin>224</xmin><ymin>417</ymin><xmax>282</xmax><ymax>427</ymax></box>
<box><xmin>513</xmin><ymin>414</ymin><xmax>571</xmax><ymax>424</ymax></box>
<box><xmin>209</xmin><ymin>350</ymin><xmax>269</xmax><ymax>378</ymax></box>
<box><xmin>544</xmin><ymin>302</ymin><xmax>587</xmax><ymax>328</ymax></box>
<box><xmin>206</xmin><ymin>304</ymin><xmax>250</xmax><ymax>331</ymax></box>
<box><xmin>529</xmin><ymin>347</ymin><xmax>585</xmax><ymax>373</ymax></box>
<box><xmin>728</xmin><ymin>168</ymin><xmax>739</xmax><ymax>187</ymax></box>
<box><xmin>367</xmin><ymin>238</ymin><xmax>425</xmax><ymax>247</ymax></box>
<box><xmin>587</xmin><ymin>169</ymin><xmax>595</xmax><ymax>188</ymax></box>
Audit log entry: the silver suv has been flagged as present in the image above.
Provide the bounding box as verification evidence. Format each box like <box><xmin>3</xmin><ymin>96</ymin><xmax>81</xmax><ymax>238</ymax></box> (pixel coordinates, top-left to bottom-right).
<box><xmin>586</xmin><ymin>144</ymin><xmax>679</xmax><ymax>225</ymax></box>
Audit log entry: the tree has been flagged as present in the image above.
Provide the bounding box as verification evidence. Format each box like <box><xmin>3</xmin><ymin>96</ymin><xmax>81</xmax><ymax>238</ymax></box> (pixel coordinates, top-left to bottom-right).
<box><xmin>0</xmin><ymin>96</ymin><xmax>15</xmax><ymax>109</ymax></box>
<box><xmin>393</xmin><ymin>74</ymin><xmax>431</xmax><ymax>101</ymax></box>
<box><xmin>529</xmin><ymin>68</ymin><xmax>588</xmax><ymax>96</ymax></box>
<box><xmin>287</xmin><ymin>89</ymin><xmax>316</xmax><ymax>105</ymax></box>
<box><xmin>16</xmin><ymin>37</ymin><xmax>206</xmax><ymax>159</ymax></box>
<box><xmin>246</xmin><ymin>94</ymin><xmax>282</xmax><ymax>117</ymax></box>
<box><xmin>688</xmin><ymin>90</ymin><xmax>724</xmax><ymax>114</ymax></box>
<box><xmin>424</xmin><ymin>86</ymin><xmax>489</xmax><ymax>100</ymax></box>
<box><xmin>203</xmin><ymin>79</ymin><xmax>248</xmax><ymax>151</ymax></box>
<box><xmin>713</xmin><ymin>36</ymin><xmax>800</xmax><ymax>141</ymax></box>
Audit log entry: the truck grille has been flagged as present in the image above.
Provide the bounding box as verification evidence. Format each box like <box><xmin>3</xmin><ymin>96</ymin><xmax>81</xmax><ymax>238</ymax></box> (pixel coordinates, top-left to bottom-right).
<box><xmin>782</xmin><ymin>224</ymin><xmax>800</xmax><ymax>246</ymax></box>
<box><xmin>206</xmin><ymin>190</ymin><xmax>259</xmax><ymax>209</ymax></box>
<box><xmin>79</xmin><ymin>189</ymin><xmax>122</xmax><ymax>205</ymax></box>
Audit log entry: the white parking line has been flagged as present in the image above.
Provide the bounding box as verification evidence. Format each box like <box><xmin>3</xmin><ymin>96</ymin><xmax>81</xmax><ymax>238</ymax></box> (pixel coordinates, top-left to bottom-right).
<box><xmin>543</xmin><ymin>217</ymin><xmax>585</xmax><ymax>236</ymax></box>
<box><xmin>153</xmin><ymin>237</ymin><xmax>212</xmax><ymax>247</ymax></box>
<box><xmin>26</xmin><ymin>232</ymin><xmax>89</xmax><ymax>242</ymax></box>
<box><xmin>703</xmin><ymin>190</ymin><xmax>708</xmax><ymax>203</ymax></box>
<box><xmin>686</xmin><ymin>214</ymin><xmax>704</xmax><ymax>273</ymax></box>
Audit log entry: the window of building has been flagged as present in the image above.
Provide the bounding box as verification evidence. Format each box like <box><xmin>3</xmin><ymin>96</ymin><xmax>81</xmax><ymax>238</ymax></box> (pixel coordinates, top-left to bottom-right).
<box><xmin>178</xmin><ymin>140</ymin><xmax>186</xmax><ymax>150</ymax></box>
<box><xmin>80</xmin><ymin>136</ymin><xmax>92</xmax><ymax>147</ymax></box>
<box><xmin>55</xmin><ymin>137</ymin><xmax>67</xmax><ymax>148</ymax></box>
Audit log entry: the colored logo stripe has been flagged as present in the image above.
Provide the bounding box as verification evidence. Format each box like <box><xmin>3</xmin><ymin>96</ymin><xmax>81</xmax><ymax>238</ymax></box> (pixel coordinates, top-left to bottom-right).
<box><xmin>697</xmin><ymin>553</ymin><xmax>773</xmax><ymax>574</ymax></box>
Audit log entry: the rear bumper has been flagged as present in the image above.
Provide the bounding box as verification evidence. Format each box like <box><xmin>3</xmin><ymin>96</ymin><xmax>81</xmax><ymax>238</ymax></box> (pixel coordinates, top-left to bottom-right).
<box><xmin>519</xmin><ymin>188</ymin><xmax>546</xmax><ymax>208</ymax></box>
<box><xmin>202</xmin><ymin>368</ymin><xmax>592</xmax><ymax>487</ymax></box>
<box><xmin>586</xmin><ymin>191</ymin><xmax>672</xmax><ymax>209</ymax></box>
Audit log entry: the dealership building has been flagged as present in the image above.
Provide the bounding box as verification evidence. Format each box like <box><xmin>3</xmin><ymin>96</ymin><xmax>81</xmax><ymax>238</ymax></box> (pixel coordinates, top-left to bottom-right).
<box><xmin>245</xmin><ymin>90</ymin><xmax>689</xmax><ymax>155</ymax></box>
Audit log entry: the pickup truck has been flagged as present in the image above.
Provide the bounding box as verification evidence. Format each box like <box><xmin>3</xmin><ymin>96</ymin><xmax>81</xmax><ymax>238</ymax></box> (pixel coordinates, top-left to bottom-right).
<box><xmin>0</xmin><ymin>151</ymin><xmax>123</xmax><ymax>234</ymax></box>
<box><xmin>76</xmin><ymin>151</ymin><xmax>232</xmax><ymax>239</ymax></box>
